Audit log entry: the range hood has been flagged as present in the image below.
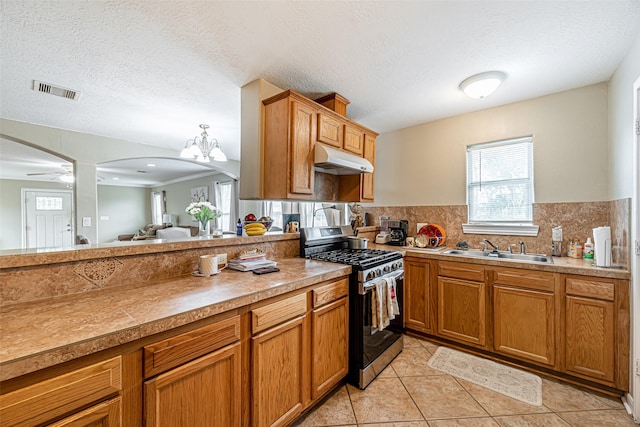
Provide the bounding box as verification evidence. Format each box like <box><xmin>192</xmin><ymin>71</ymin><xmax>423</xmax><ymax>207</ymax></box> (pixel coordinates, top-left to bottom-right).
<box><xmin>314</xmin><ymin>144</ymin><xmax>374</xmax><ymax>175</ymax></box>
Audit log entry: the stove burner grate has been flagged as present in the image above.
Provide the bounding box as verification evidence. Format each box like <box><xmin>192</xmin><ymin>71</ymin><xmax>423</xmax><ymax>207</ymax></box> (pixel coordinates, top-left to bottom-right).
<box><xmin>308</xmin><ymin>248</ymin><xmax>401</xmax><ymax>268</ymax></box>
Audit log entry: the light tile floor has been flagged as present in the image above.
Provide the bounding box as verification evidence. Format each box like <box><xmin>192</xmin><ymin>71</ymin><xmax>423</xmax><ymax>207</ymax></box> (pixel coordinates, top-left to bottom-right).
<box><xmin>295</xmin><ymin>335</ymin><xmax>636</xmax><ymax>427</ymax></box>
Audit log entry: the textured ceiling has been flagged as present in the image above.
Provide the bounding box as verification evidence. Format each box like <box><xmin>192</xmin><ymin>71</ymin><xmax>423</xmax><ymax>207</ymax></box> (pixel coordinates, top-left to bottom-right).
<box><xmin>1</xmin><ymin>0</ymin><xmax>640</xmax><ymax>164</ymax></box>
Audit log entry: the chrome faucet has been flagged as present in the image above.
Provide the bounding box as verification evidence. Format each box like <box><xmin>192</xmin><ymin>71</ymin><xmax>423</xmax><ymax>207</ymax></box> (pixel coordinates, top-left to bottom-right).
<box><xmin>481</xmin><ymin>239</ymin><xmax>499</xmax><ymax>252</ymax></box>
<box><xmin>508</xmin><ymin>242</ymin><xmax>526</xmax><ymax>254</ymax></box>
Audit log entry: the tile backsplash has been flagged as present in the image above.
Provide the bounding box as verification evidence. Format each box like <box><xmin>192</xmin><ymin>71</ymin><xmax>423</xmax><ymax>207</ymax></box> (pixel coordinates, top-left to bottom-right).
<box><xmin>363</xmin><ymin>199</ymin><xmax>630</xmax><ymax>267</ymax></box>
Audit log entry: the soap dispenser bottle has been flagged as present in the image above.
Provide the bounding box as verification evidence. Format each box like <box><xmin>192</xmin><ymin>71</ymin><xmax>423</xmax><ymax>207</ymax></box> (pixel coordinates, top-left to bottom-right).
<box><xmin>583</xmin><ymin>237</ymin><xmax>594</xmax><ymax>260</ymax></box>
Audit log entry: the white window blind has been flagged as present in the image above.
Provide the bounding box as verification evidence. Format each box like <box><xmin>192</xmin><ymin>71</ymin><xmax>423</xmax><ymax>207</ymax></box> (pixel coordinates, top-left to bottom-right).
<box><xmin>467</xmin><ymin>136</ymin><xmax>534</xmax><ymax>223</ymax></box>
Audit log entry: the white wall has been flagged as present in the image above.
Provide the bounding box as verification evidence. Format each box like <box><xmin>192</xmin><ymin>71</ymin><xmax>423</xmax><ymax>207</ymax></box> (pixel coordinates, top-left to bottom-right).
<box><xmin>97</xmin><ymin>185</ymin><xmax>151</xmax><ymax>243</ymax></box>
<box><xmin>374</xmin><ymin>83</ymin><xmax>609</xmax><ymax>206</ymax></box>
<box><xmin>153</xmin><ymin>173</ymin><xmax>230</xmax><ymax>228</ymax></box>
<box><xmin>609</xmin><ymin>31</ymin><xmax>640</xmax><ymax>199</ymax></box>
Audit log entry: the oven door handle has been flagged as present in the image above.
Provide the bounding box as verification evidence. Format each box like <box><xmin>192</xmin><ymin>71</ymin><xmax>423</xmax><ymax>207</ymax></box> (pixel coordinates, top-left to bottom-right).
<box><xmin>360</xmin><ymin>270</ymin><xmax>404</xmax><ymax>294</ymax></box>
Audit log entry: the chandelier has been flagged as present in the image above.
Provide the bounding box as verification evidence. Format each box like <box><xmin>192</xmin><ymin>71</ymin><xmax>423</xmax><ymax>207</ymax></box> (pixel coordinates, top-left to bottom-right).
<box><xmin>180</xmin><ymin>124</ymin><xmax>227</xmax><ymax>162</ymax></box>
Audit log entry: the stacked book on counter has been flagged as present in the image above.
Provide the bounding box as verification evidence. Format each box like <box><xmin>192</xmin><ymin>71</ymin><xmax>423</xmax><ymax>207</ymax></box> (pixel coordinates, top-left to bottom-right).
<box><xmin>228</xmin><ymin>251</ymin><xmax>277</xmax><ymax>272</ymax></box>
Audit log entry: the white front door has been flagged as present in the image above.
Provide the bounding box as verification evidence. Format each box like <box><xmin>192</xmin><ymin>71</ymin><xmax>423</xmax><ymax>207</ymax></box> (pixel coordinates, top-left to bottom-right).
<box><xmin>23</xmin><ymin>189</ymin><xmax>74</xmax><ymax>248</ymax></box>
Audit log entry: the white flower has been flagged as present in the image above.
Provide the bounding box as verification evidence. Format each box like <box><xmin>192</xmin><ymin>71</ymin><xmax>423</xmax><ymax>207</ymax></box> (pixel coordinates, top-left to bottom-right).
<box><xmin>185</xmin><ymin>201</ymin><xmax>221</xmax><ymax>222</ymax></box>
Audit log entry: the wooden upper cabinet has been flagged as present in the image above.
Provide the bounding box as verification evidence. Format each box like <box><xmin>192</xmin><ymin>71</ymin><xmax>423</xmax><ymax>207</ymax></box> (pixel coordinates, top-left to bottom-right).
<box><xmin>263</xmin><ymin>89</ymin><xmax>377</xmax><ymax>201</ymax></box>
<box><xmin>337</xmin><ymin>132</ymin><xmax>377</xmax><ymax>202</ymax></box>
<box><xmin>290</xmin><ymin>101</ymin><xmax>316</xmax><ymax>196</ymax></box>
<box><xmin>263</xmin><ymin>93</ymin><xmax>316</xmax><ymax>200</ymax></box>
<box><xmin>343</xmin><ymin>125</ymin><xmax>364</xmax><ymax>156</ymax></box>
<box><xmin>361</xmin><ymin>134</ymin><xmax>376</xmax><ymax>201</ymax></box>
<box><xmin>317</xmin><ymin>113</ymin><xmax>343</xmax><ymax>148</ymax></box>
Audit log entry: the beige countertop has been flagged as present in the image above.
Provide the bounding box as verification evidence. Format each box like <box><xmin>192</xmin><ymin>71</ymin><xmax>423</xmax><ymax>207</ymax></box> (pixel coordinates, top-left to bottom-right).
<box><xmin>0</xmin><ymin>232</ymin><xmax>300</xmax><ymax>269</ymax></box>
<box><xmin>396</xmin><ymin>245</ymin><xmax>631</xmax><ymax>279</ymax></box>
<box><xmin>363</xmin><ymin>242</ymin><xmax>630</xmax><ymax>279</ymax></box>
<box><xmin>0</xmin><ymin>258</ymin><xmax>350</xmax><ymax>382</ymax></box>
<box><xmin>0</xmin><ymin>240</ymin><xmax>629</xmax><ymax>382</ymax></box>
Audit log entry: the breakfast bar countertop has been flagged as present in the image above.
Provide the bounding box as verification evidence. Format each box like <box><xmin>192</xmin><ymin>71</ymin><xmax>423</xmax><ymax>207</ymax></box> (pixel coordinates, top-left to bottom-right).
<box><xmin>0</xmin><ymin>258</ymin><xmax>351</xmax><ymax>382</ymax></box>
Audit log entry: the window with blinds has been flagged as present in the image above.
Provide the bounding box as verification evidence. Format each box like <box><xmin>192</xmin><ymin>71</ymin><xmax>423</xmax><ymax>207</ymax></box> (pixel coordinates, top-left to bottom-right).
<box><xmin>466</xmin><ymin>136</ymin><xmax>534</xmax><ymax>223</ymax></box>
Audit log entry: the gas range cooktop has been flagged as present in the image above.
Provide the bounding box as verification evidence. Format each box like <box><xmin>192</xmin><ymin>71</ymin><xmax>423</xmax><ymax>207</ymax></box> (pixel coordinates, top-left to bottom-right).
<box><xmin>300</xmin><ymin>226</ymin><xmax>403</xmax><ymax>270</ymax></box>
<box><xmin>307</xmin><ymin>248</ymin><xmax>402</xmax><ymax>269</ymax></box>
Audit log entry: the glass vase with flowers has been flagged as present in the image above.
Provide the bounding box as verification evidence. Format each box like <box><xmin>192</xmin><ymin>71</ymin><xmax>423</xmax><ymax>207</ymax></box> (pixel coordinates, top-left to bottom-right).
<box><xmin>185</xmin><ymin>201</ymin><xmax>221</xmax><ymax>237</ymax></box>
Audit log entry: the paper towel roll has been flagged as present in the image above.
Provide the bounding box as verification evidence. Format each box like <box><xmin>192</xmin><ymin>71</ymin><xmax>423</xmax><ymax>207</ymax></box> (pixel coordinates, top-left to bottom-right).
<box><xmin>593</xmin><ymin>226</ymin><xmax>612</xmax><ymax>267</ymax></box>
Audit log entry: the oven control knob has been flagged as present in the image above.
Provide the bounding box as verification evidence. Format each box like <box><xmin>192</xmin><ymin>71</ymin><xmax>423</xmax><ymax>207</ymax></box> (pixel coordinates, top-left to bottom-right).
<box><xmin>383</xmin><ymin>265</ymin><xmax>391</xmax><ymax>273</ymax></box>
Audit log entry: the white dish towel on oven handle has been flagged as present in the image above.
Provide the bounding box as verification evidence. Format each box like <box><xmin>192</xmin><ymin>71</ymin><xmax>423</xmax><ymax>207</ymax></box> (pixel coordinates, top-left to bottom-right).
<box><xmin>372</xmin><ymin>276</ymin><xmax>400</xmax><ymax>332</ymax></box>
<box><xmin>386</xmin><ymin>276</ymin><xmax>400</xmax><ymax>317</ymax></box>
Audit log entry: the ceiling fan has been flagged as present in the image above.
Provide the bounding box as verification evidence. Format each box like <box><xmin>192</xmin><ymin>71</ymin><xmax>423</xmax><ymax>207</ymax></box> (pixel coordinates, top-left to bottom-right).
<box><xmin>27</xmin><ymin>164</ymin><xmax>74</xmax><ymax>182</ymax></box>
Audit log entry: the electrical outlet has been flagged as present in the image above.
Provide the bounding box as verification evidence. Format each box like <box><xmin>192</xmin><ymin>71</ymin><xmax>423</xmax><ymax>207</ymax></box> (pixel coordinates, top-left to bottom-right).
<box><xmin>82</xmin><ymin>217</ymin><xmax>91</xmax><ymax>227</ymax></box>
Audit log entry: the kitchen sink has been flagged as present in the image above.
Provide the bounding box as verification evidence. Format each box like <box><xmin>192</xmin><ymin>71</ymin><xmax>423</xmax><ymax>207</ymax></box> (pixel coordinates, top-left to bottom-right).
<box><xmin>442</xmin><ymin>249</ymin><xmax>553</xmax><ymax>263</ymax></box>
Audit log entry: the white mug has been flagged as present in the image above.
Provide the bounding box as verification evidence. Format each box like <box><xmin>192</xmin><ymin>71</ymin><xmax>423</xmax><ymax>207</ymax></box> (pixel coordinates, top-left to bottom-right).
<box><xmin>199</xmin><ymin>254</ymin><xmax>227</xmax><ymax>276</ymax></box>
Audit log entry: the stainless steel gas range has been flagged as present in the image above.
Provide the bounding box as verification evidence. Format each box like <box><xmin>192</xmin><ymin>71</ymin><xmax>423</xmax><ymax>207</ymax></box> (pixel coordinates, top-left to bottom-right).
<box><xmin>300</xmin><ymin>226</ymin><xmax>404</xmax><ymax>389</ymax></box>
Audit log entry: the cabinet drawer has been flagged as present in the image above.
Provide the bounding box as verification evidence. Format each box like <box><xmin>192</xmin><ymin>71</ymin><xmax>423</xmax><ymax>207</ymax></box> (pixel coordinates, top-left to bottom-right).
<box><xmin>252</xmin><ymin>293</ymin><xmax>307</xmax><ymax>334</ymax></box>
<box><xmin>312</xmin><ymin>278</ymin><xmax>349</xmax><ymax>308</ymax></box>
<box><xmin>0</xmin><ymin>356</ymin><xmax>121</xmax><ymax>427</ymax></box>
<box><xmin>438</xmin><ymin>261</ymin><xmax>485</xmax><ymax>282</ymax></box>
<box><xmin>566</xmin><ymin>277</ymin><xmax>614</xmax><ymax>301</ymax></box>
<box><xmin>493</xmin><ymin>267</ymin><xmax>555</xmax><ymax>292</ymax></box>
<box><xmin>48</xmin><ymin>396</ymin><xmax>121</xmax><ymax>427</ymax></box>
<box><xmin>144</xmin><ymin>315</ymin><xmax>241</xmax><ymax>378</ymax></box>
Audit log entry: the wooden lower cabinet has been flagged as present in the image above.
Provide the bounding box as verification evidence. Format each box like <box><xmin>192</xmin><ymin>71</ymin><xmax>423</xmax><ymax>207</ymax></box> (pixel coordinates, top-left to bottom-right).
<box><xmin>0</xmin><ymin>356</ymin><xmax>122</xmax><ymax>427</ymax></box>
<box><xmin>564</xmin><ymin>276</ymin><xmax>618</xmax><ymax>385</ymax></box>
<box><xmin>311</xmin><ymin>296</ymin><xmax>348</xmax><ymax>399</ymax></box>
<box><xmin>437</xmin><ymin>276</ymin><xmax>486</xmax><ymax>347</ymax></box>
<box><xmin>565</xmin><ymin>295</ymin><xmax>614</xmax><ymax>382</ymax></box>
<box><xmin>251</xmin><ymin>316</ymin><xmax>308</xmax><ymax>427</ymax></box>
<box><xmin>144</xmin><ymin>342</ymin><xmax>241</xmax><ymax>427</ymax></box>
<box><xmin>404</xmin><ymin>258</ymin><xmax>432</xmax><ymax>333</ymax></box>
<box><xmin>416</xmin><ymin>260</ymin><xmax>629</xmax><ymax>391</ymax></box>
<box><xmin>48</xmin><ymin>397</ymin><xmax>121</xmax><ymax>427</ymax></box>
<box><xmin>493</xmin><ymin>285</ymin><xmax>555</xmax><ymax>366</ymax></box>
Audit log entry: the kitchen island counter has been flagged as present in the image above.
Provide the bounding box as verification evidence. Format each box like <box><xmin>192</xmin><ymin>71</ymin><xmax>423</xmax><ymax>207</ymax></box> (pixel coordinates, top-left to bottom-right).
<box><xmin>0</xmin><ymin>257</ymin><xmax>350</xmax><ymax>381</ymax></box>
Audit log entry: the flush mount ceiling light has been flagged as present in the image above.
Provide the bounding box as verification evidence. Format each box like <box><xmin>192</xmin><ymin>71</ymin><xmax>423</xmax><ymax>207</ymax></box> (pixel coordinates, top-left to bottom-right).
<box><xmin>179</xmin><ymin>124</ymin><xmax>227</xmax><ymax>162</ymax></box>
<box><xmin>459</xmin><ymin>71</ymin><xmax>506</xmax><ymax>99</ymax></box>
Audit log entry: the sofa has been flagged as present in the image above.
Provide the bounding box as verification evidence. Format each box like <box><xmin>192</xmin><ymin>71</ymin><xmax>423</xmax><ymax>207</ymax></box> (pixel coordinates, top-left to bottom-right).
<box><xmin>117</xmin><ymin>224</ymin><xmax>199</xmax><ymax>241</ymax></box>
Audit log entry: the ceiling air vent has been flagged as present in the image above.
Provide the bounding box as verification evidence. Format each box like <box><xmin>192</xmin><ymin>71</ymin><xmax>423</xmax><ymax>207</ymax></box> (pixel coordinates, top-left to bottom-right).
<box><xmin>33</xmin><ymin>80</ymin><xmax>80</xmax><ymax>101</ymax></box>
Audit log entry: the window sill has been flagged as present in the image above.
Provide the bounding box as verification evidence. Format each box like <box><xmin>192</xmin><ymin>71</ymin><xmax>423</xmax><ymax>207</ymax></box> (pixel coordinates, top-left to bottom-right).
<box><xmin>462</xmin><ymin>223</ymin><xmax>539</xmax><ymax>236</ymax></box>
